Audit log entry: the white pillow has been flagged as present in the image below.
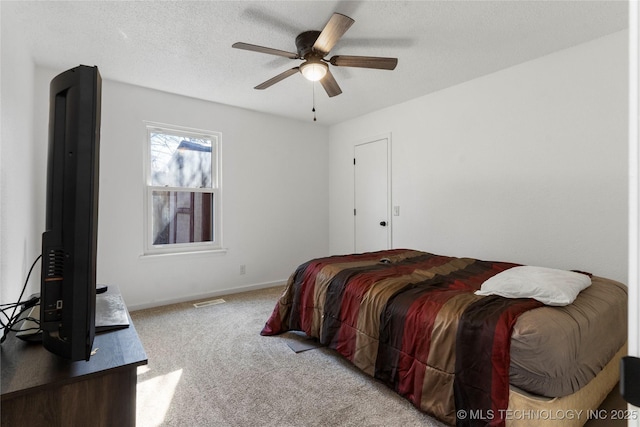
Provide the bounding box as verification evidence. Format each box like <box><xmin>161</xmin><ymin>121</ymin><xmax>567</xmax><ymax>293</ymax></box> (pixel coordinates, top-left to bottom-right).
<box><xmin>475</xmin><ymin>266</ymin><xmax>592</xmax><ymax>306</ymax></box>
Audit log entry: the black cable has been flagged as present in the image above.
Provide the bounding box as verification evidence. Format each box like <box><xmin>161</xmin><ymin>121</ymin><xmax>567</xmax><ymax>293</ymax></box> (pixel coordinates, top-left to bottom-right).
<box><xmin>6</xmin><ymin>313</ymin><xmax>40</xmax><ymax>333</ymax></box>
<box><xmin>0</xmin><ymin>305</ymin><xmax>19</xmax><ymax>326</ymax></box>
<box><xmin>0</xmin><ymin>254</ymin><xmax>42</xmax><ymax>343</ymax></box>
<box><xmin>0</xmin><ymin>302</ymin><xmax>21</xmax><ymax>324</ymax></box>
<box><xmin>4</xmin><ymin>306</ymin><xmax>40</xmax><ymax>333</ymax></box>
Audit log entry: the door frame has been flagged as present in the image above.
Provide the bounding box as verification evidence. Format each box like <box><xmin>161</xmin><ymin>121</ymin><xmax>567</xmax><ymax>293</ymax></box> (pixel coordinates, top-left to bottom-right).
<box><xmin>353</xmin><ymin>133</ymin><xmax>393</xmax><ymax>252</ymax></box>
<box><xmin>628</xmin><ymin>2</ymin><xmax>640</xmax><ymax>421</ymax></box>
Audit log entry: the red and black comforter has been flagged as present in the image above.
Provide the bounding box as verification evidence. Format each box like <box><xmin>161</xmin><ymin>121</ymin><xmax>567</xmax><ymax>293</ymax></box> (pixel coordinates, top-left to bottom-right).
<box><xmin>261</xmin><ymin>249</ymin><xmax>544</xmax><ymax>426</ymax></box>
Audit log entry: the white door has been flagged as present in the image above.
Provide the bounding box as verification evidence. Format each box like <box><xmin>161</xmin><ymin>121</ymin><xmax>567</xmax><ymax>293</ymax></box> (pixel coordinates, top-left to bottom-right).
<box><xmin>354</xmin><ymin>138</ymin><xmax>390</xmax><ymax>253</ymax></box>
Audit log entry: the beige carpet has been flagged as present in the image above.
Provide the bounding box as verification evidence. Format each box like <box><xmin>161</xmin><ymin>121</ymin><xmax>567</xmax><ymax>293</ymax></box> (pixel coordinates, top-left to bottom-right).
<box><xmin>131</xmin><ymin>286</ymin><xmax>447</xmax><ymax>427</ymax></box>
<box><xmin>131</xmin><ymin>285</ymin><xmax>625</xmax><ymax>427</ymax></box>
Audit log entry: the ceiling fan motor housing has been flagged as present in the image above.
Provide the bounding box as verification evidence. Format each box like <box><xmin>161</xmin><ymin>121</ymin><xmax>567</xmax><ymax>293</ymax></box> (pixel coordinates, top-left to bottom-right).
<box><xmin>296</xmin><ymin>30</ymin><xmax>322</xmax><ymax>58</ymax></box>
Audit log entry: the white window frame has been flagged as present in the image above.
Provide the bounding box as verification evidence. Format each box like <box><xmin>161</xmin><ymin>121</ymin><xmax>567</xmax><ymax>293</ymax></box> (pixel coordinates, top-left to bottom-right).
<box><xmin>143</xmin><ymin>122</ymin><xmax>223</xmax><ymax>255</ymax></box>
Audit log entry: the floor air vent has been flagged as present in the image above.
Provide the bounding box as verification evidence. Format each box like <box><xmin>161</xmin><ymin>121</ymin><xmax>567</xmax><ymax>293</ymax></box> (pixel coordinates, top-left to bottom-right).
<box><xmin>193</xmin><ymin>299</ymin><xmax>226</xmax><ymax>308</ymax></box>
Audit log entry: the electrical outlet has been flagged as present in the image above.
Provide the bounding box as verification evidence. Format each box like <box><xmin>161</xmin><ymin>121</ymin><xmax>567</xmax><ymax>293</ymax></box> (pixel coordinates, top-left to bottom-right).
<box><xmin>240</xmin><ymin>265</ymin><xmax>246</xmax><ymax>275</ymax></box>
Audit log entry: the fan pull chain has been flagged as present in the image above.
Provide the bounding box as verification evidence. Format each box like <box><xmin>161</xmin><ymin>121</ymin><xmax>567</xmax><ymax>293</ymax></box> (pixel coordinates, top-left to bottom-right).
<box><xmin>312</xmin><ymin>82</ymin><xmax>317</xmax><ymax>121</ymax></box>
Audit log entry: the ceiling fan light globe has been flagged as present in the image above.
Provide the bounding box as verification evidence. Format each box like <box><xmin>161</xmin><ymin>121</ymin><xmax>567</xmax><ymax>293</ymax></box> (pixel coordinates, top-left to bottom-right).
<box><xmin>300</xmin><ymin>61</ymin><xmax>328</xmax><ymax>82</ymax></box>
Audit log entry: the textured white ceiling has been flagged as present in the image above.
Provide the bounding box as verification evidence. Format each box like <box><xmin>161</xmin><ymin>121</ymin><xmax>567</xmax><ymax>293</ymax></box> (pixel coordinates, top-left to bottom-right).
<box><xmin>2</xmin><ymin>1</ymin><xmax>628</xmax><ymax>125</ymax></box>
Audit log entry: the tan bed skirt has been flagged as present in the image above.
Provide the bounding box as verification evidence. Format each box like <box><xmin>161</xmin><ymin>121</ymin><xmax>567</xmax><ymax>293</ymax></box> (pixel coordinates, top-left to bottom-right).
<box><xmin>507</xmin><ymin>343</ymin><xmax>627</xmax><ymax>427</ymax></box>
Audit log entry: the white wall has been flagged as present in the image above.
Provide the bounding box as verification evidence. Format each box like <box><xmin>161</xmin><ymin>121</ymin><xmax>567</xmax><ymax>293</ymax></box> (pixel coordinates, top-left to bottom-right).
<box><xmin>329</xmin><ymin>30</ymin><xmax>629</xmax><ymax>284</ymax></box>
<box><xmin>0</xmin><ymin>5</ymin><xmax>41</xmax><ymax>306</ymax></box>
<box><xmin>32</xmin><ymin>68</ymin><xmax>329</xmax><ymax>310</ymax></box>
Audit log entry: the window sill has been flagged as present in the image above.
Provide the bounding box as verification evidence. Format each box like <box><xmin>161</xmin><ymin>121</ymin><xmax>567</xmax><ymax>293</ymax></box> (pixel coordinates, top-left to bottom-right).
<box><xmin>139</xmin><ymin>247</ymin><xmax>228</xmax><ymax>260</ymax></box>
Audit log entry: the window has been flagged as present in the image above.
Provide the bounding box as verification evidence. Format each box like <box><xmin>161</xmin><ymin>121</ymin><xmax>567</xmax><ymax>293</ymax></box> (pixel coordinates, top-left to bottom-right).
<box><xmin>144</xmin><ymin>123</ymin><xmax>222</xmax><ymax>254</ymax></box>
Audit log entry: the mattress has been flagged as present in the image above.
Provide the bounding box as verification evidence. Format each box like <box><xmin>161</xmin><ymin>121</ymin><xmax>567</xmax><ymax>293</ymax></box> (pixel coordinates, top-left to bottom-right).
<box><xmin>509</xmin><ymin>275</ymin><xmax>627</xmax><ymax>397</ymax></box>
<box><xmin>508</xmin><ymin>343</ymin><xmax>626</xmax><ymax>427</ymax></box>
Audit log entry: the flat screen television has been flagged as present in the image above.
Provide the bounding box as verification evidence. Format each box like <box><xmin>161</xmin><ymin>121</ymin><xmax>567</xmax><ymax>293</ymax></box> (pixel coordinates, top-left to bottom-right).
<box><xmin>40</xmin><ymin>65</ymin><xmax>102</xmax><ymax>361</ymax></box>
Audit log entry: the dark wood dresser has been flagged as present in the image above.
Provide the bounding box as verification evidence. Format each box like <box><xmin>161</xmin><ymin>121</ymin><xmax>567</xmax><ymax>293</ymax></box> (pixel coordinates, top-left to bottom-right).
<box><xmin>1</xmin><ymin>287</ymin><xmax>147</xmax><ymax>426</ymax></box>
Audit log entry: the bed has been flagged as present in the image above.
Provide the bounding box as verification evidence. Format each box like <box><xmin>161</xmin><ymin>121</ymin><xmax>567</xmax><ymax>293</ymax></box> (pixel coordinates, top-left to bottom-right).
<box><xmin>261</xmin><ymin>249</ymin><xmax>627</xmax><ymax>427</ymax></box>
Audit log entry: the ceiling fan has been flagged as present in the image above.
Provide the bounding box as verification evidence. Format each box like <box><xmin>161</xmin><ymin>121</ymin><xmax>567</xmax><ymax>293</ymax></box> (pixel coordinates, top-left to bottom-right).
<box><xmin>232</xmin><ymin>13</ymin><xmax>398</xmax><ymax>97</ymax></box>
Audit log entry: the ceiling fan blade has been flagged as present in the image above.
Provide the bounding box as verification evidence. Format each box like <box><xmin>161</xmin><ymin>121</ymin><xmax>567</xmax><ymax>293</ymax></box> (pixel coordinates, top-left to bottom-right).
<box><xmin>255</xmin><ymin>67</ymin><xmax>300</xmax><ymax>90</ymax></box>
<box><xmin>313</xmin><ymin>13</ymin><xmax>355</xmax><ymax>55</ymax></box>
<box><xmin>329</xmin><ymin>55</ymin><xmax>398</xmax><ymax>70</ymax></box>
<box><xmin>232</xmin><ymin>42</ymin><xmax>298</xmax><ymax>59</ymax></box>
<box><xmin>320</xmin><ymin>70</ymin><xmax>342</xmax><ymax>97</ymax></box>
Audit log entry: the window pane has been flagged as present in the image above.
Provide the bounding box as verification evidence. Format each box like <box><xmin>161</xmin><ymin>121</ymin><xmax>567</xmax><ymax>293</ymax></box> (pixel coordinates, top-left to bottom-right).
<box><xmin>150</xmin><ymin>132</ymin><xmax>213</xmax><ymax>188</ymax></box>
<box><xmin>151</xmin><ymin>191</ymin><xmax>213</xmax><ymax>245</ymax></box>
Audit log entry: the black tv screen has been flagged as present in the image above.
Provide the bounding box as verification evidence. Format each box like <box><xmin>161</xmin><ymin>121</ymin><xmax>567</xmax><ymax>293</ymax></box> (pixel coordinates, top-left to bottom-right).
<box><xmin>40</xmin><ymin>65</ymin><xmax>101</xmax><ymax>361</ymax></box>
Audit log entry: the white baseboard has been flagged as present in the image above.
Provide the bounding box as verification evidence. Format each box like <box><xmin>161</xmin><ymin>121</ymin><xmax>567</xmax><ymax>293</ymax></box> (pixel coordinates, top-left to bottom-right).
<box><xmin>127</xmin><ymin>279</ymin><xmax>286</xmax><ymax>312</ymax></box>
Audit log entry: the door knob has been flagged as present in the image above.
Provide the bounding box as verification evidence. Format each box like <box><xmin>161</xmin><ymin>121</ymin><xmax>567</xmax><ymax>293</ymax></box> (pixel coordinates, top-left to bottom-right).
<box><xmin>380</xmin><ymin>221</ymin><xmax>387</xmax><ymax>226</ymax></box>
